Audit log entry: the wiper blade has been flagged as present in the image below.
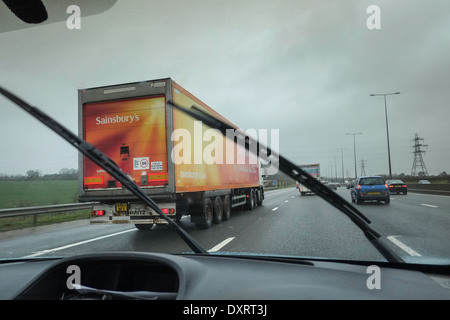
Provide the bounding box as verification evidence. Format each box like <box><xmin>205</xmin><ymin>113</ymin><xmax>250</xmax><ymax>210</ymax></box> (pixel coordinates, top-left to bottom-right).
<box><xmin>68</xmin><ymin>284</ymin><xmax>176</xmax><ymax>300</ymax></box>
<box><xmin>167</xmin><ymin>100</ymin><xmax>403</xmax><ymax>263</ymax></box>
<box><xmin>0</xmin><ymin>87</ymin><xmax>208</xmax><ymax>254</ymax></box>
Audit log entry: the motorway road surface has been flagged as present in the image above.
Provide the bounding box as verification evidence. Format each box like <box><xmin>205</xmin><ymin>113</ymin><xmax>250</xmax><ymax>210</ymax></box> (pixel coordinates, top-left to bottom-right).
<box><xmin>1</xmin><ymin>188</ymin><xmax>449</xmax><ymax>263</ymax></box>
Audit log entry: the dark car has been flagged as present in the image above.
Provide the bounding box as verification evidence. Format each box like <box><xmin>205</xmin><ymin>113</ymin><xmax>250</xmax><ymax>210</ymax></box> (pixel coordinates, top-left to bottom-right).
<box><xmin>386</xmin><ymin>179</ymin><xmax>408</xmax><ymax>195</ymax></box>
<box><xmin>351</xmin><ymin>176</ymin><xmax>390</xmax><ymax>204</ymax></box>
<box><xmin>327</xmin><ymin>182</ymin><xmax>339</xmax><ymax>190</ymax></box>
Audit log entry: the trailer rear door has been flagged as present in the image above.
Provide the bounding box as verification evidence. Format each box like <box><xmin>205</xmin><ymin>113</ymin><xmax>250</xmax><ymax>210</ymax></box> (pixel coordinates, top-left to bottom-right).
<box><xmin>82</xmin><ymin>95</ymin><xmax>168</xmax><ymax>190</ymax></box>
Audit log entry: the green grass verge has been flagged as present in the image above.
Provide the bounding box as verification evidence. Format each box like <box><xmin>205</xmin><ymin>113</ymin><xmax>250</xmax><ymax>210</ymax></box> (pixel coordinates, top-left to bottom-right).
<box><xmin>0</xmin><ymin>180</ymin><xmax>88</xmax><ymax>232</ymax></box>
<box><xmin>0</xmin><ymin>210</ymin><xmax>91</xmax><ymax>232</ymax></box>
<box><xmin>0</xmin><ymin>180</ymin><xmax>78</xmax><ymax>209</ymax></box>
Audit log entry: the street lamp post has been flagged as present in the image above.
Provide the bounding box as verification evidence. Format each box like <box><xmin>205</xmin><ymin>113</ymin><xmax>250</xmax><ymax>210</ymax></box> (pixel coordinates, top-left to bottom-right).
<box><xmin>370</xmin><ymin>92</ymin><xmax>400</xmax><ymax>179</ymax></box>
<box><xmin>337</xmin><ymin>148</ymin><xmax>346</xmax><ymax>183</ymax></box>
<box><xmin>346</xmin><ymin>132</ymin><xmax>362</xmax><ymax>179</ymax></box>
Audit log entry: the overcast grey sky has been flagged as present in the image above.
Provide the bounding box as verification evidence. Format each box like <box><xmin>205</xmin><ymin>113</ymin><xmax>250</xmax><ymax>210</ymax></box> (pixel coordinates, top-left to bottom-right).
<box><xmin>0</xmin><ymin>0</ymin><xmax>449</xmax><ymax>178</ymax></box>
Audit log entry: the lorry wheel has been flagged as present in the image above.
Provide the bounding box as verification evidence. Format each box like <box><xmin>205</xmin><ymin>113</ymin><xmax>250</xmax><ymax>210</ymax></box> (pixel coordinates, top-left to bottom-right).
<box><xmin>213</xmin><ymin>196</ymin><xmax>223</xmax><ymax>224</ymax></box>
<box><xmin>134</xmin><ymin>224</ymin><xmax>153</xmax><ymax>230</ymax></box>
<box><xmin>245</xmin><ymin>189</ymin><xmax>256</xmax><ymax>210</ymax></box>
<box><xmin>256</xmin><ymin>189</ymin><xmax>263</xmax><ymax>206</ymax></box>
<box><xmin>195</xmin><ymin>198</ymin><xmax>213</xmax><ymax>229</ymax></box>
<box><xmin>222</xmin><ymin>195</ymin><xmax>231</xmax><ymax>221</ymax></box>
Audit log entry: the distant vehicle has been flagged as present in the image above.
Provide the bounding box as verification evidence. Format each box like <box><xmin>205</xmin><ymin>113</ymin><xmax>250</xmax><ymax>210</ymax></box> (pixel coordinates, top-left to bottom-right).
<box><xmin>350</xmin><ymin>176</ymin><xmax>390</xmax><ymax>205</ymax></box>
<box><xmin>346</xmin><ymin>180</ymin><xmax>355</xmax><ymax>189</ymax></box>
<box><xmin>418</xmin><ymin>180</ymin><xmax>431</xmax><ymax>184</ymax></box>
<box><xmin>386</xmin><ymin>179</ymin><xmax>408</xmax><ymax>195</ymax></box>
<box><xmin>296</xmin><ymin>163</ymin><xmax>320</xmax><ymax>195</ymax></box>
<box><xmin>327</xmin><ymin>182</ymin><xmax>339</xmax><ymax>190</ymax></box>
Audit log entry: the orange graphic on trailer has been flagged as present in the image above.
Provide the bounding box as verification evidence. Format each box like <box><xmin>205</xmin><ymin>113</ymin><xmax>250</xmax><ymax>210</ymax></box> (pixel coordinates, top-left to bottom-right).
<box><xmin>172</xmin><ymin>82</ymin><xmax>260</xmax><ymax>193</ymax></box>
<box><xmin>83</xmin><ymin>96</ymin><xmax>168</xmax><ymax>189</ymax></box>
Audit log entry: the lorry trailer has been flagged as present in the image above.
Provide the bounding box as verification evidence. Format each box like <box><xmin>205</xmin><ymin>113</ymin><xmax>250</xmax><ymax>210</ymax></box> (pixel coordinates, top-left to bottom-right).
<box><xmin>78</xmin><ymin>78</ymin><xmax>264</xmax><ymax>229</ymax></box>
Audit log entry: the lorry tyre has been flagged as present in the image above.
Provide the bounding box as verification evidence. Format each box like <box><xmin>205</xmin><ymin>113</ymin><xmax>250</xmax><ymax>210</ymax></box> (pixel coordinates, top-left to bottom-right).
<box><xmin>256</xmin><ymin>188</ymin><xmax>263</xmax><ymax>206</ymax></box>
<box><xmin>134</xmin><ymin>224</ymin><xmax>153</xmax><ymax>230</ymax></box>
<box><xmin>195</xmin><ymin>198</ymin><xmax>213</xmax><ymax>229</ymax></box>
<box><xmin>222</xmin><ymin>195</ymin><xmax>231</xmax><ymax>221</ymax></box>
<box><xmin>246</xmin><ymin>189</ymin><xmax>256</xmax><ymax>210</ymax></box>
<box><xmin>213</xmin><ymin>196</ymin><xmax>223</xmax><ymax>224</ymax></box>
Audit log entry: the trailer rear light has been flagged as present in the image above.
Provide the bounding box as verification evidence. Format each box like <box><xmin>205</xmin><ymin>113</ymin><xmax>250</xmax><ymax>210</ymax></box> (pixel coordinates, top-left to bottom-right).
<box><xmin>161</xmin><ymin>208</ymin><xmax>175</xmax><ymax>214</ymax></box>
<box><xmin>85</xmin><ymin>176</ymin><xmax>104</xmax><ymax>185</ymax></box>
<box><xmin>92</xmin><ymin>210</ymin><xmax>105</xmax><ymax>216</ymax></box>
<box><xmin>147</xmin><ymin>172</ymin><xmax>168</xmax><ymax>182</ymax></box>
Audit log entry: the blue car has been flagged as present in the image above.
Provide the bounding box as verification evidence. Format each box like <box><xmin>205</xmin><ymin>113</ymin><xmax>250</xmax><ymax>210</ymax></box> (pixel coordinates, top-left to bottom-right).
<box><xmin>350</xmin><ymin>176</ymin><xmax>390</xmax><ymax>204</ymax></box>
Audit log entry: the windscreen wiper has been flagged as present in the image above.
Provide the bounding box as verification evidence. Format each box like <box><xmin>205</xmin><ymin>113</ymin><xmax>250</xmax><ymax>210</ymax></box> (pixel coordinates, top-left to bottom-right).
<box><xmin>66</xmin><ymin>284</ymin><xmax>177</xmax><ymax>300</ymax></box>
<box><xmin>0</xmin><ymin>86</ymin><xmax>207</xmax><ymax>254</ymax></box>
<box><xmin>167</xmin><ymin>100</ymin><xmax>403</xmax><ymax>263</ymax></box>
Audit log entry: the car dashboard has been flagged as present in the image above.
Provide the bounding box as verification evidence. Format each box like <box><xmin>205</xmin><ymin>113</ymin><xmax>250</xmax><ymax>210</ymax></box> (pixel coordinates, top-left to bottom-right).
<box><xmin>1</xmin><ymin>252</ymin><xmax>449</xmax><ymax>300</ymax></box>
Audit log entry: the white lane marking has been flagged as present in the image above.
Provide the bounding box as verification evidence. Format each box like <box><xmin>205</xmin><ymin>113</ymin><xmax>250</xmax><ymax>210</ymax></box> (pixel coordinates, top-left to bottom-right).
<box><xmin>23</xmin><ymin>228</ymin><xmax>136</xmax><ymax>258</ymax></box>
<box><xmin>409</xmin><ymin>193</ymin><xmax>450</xmax><ymax>199</ymax></box>
<box><xmin>208</xmin><ymin>237</ymin><xmax>235</xmax><ymax>252</ymax></box>
<box><xmin>387</xmin><ymin>236</ymin><xmax>421</xmax><ymax>257</ymax></box>
<box><xmin>264</xmin><ymin>189</ymin><xmax>295</xmax><ymax>197</ymax></box>
<box><xmin>271</xmin><ymin>207</ymin><xmax>279</xmax><ymax>211</ymax></box>
<box><xmin>285</xmin><ymin>200</ymin><xmax>289</xmax><ymax>203</ymax></box>
<box><xmin>421</xmin><ymin>203</ymin><xmax>438</xmax><ymax>208</ymax></box>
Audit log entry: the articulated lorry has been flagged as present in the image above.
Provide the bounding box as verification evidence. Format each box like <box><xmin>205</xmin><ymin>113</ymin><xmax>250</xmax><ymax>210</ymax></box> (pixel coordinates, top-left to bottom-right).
<box><xmin>78</xmin><ymin>78</ymin><xmax>264</xmax><ymax>229</ymax></box>
<box><xmin>296</xmin><ymin>164</ymin><xmax>320</xmax><ymax>195</ymax></box>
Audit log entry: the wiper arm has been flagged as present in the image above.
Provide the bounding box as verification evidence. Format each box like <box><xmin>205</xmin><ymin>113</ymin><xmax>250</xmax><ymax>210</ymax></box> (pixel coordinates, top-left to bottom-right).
<box><xmin>0</xmin><ymin>87</ymin><xmax>208</xmax><ymax>254</ymax></box>
<box><xmin>167</xmin><ymin>100</ymin><xmax>403</xmax><ymax>263</ymax></box>
<box><xmin>68</xmin><ymin>284</ymin><xmax>176</xmax><ymax>300</ymax></box>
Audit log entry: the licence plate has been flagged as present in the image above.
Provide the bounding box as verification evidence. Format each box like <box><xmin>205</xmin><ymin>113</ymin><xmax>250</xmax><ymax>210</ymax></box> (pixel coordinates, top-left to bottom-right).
<box><xmin>368</xmin><ymin>192</ymin><xmax>380</xmax><ymax>195</ymax></box>
<box><xmin>395</xmin><ymin>185</ymin><xmax>402</xmax><ymax>187</ymax></box>
<box><xmin>115</xmin><ymin>203</ymin><xmax>128</xmax><ymax>212</ymax></box>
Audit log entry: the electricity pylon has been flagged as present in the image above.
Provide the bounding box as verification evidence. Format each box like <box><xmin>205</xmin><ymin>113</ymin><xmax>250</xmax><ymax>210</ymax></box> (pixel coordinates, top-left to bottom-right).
<box><xmin>411</xmin><ymin>133</ymin><xmax>428</xmax><ymax>176</ymax></box>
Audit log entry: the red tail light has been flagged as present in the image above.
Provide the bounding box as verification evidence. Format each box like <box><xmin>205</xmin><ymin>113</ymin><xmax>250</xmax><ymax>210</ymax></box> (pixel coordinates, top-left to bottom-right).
<box><xmin>161</xmin><ymin>208</ymin><xmax>175</xmax><ymax>214</ymax></box>
<box><xmin>385</xmin><ymin>184</ymin><xmax>388</xmax><ymax>189</ymax></box>
<box><xmin>92</xmin><ymin>210</ymin><xmax>105</xmax><ymax>216</ymax></box>
<box><xmin>357</xmin><ymin>184</ymin><xmax>362</xmax><ymax>190</ymax></box>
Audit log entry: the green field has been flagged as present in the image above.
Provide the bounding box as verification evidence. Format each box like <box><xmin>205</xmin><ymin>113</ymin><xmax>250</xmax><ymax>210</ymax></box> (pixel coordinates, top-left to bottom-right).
<box><xmin>0</xmin><ymin>180</ymin><xmax>78</xmax><ymax>209</ymax></box>
<box><xmin>0</xmin><ymin>180</ymin><xmax>90</xmax><ymax>232</ymax></box>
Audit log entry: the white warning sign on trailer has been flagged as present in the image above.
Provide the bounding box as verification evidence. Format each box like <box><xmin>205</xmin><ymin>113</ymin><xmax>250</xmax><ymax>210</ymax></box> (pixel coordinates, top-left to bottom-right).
<box><xmin>151</xmin><ymin>161</ymin><xmax>163</xmax><ymax>171</ymax></box>
<box><xmin>133</xmin><ymin>157</ymin><xmax>149</xmax><ymax>170</ymax></box>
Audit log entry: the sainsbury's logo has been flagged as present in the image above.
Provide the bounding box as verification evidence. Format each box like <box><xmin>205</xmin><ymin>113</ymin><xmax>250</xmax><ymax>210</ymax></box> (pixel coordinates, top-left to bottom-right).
<box><xmin>96</xmin><ymin>113</ymin><xmax>140</xmax><ymax>125</ymax></box>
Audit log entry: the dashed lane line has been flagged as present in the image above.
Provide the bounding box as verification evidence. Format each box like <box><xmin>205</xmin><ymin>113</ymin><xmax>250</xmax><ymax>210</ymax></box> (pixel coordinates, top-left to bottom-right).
<box><xmin>208</xmin><ymin>237</ymin><xmax>235</xmax><ymax>252</ymax></box>
<box><xmin>387</xmin><ymin>235</ymin><xmax>421</xmax><ymax>257</ymax></box>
